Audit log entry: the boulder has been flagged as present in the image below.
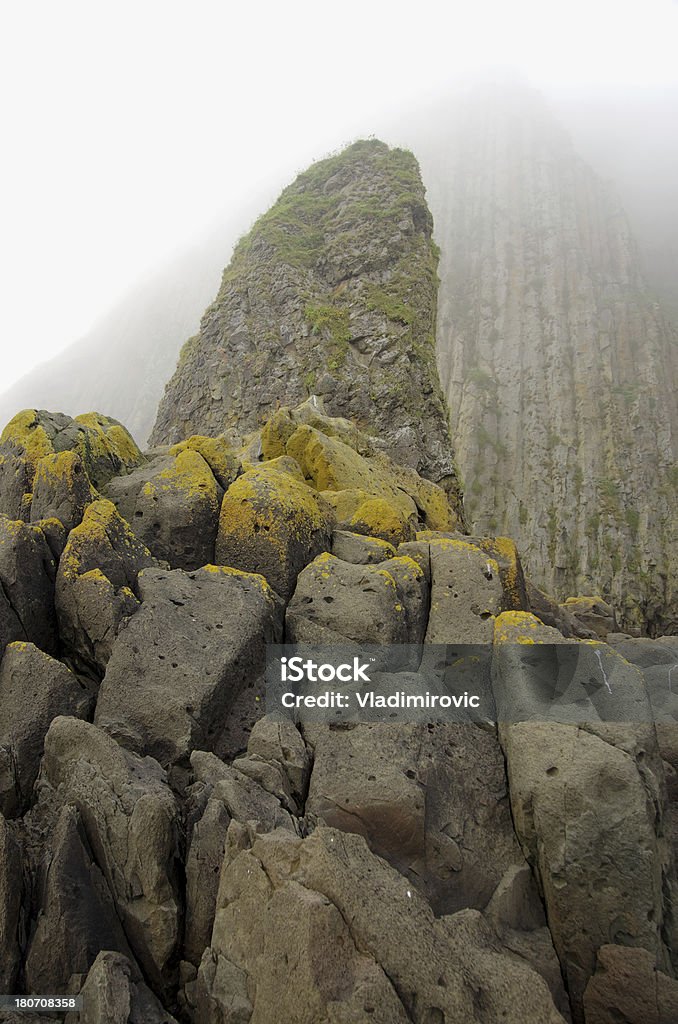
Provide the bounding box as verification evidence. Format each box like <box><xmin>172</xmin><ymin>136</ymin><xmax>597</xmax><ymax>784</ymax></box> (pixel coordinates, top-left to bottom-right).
<box><xmin>42</xmin><ymin>717</ymin><xmax>181</xmax><ymax>987</ymax></box>
<box><xmin>169</xmin><ymin>434</ymin><xmax>241</xmax><ymax>491</ymax></box>
<box><xmin>305</xmin><ymin>721</ymin><xmax>525</xmax><ymax>914</ymax></box>
<box><xmin>95</xmin><ymin>566</ymin><xmax>283</xmax><ymax>767</ymax></box>
<box><xmin>560</xmin><ymin>595</ymin><xmax>618</xmax><ymax>640</ymax></box>
<box><xmin>0</xmin><ymin>516</ymin><xmax>58</xmax><ymax>654</ymax></box>
<box><xmin>0</xmin><ymin>410</ymin><xmax>143</xmax><ymax>521</ymax></box>
<box><xmin>55</xmin><ymin>499</ymin><xmax>157</xmax><ymax>675</ymax></box>
<box><xmin>65</xmin><ymin>950</ymin><xmax>178</xmax><ymax>1024</ymax></box>
<box><xmin>216</xmin><ymin>463</ymin><xmax>334</xmax><ymax>600</ymax></box>
<box><xmin>286</xmin><ymin>552</ymin><xmax>428</xmax><ymax>645</ymax></box>
<box><xmin>24</xmin><ymin>804</ymin><xmax>135</xmax><ymax>994</ymax></box>
<box><xmin>104</xmin><ymin>449</ymin><xmax>223</xmax><ymax>570</ymax></box>
<box><xmin>195</xmin><ymin>826</ymin><xmax>566</xmax><ymax>1023</ymax></box>
<box><xmin>29</xmin><ymin>450</ymin><xmax>95</xmax><ymax>532</ymax></box>
<box><xmin>0</xmin><ymin>642</ymin><xmax>91</xmax><ymax>817</ymax></box>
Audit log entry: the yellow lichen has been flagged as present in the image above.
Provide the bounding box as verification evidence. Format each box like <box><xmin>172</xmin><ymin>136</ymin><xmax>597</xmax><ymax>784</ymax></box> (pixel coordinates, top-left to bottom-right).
<box><xmin>0</xmin><ymin>410</ymin><xmax>54</xmax><ymax>478</ymax></box>
<box><xmin>348</xmin><ymin>497</ymin><xmax>414</xmax><ymax>546</ymax></box>
<box><xmin>170</xmin><ymin>435</ymin><xmax>241</xmax><ymax>487</ymax></box>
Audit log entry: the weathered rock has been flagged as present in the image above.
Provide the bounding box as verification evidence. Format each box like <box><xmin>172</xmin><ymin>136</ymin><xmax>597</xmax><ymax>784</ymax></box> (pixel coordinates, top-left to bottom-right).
<box><xmin>0</xmin><ymin>516</ymin><xmax>58</xmax><ymax>654</ymax></box>
<box><xmin>55</xmin><ymin>499</ymin><xmax>157</xmax><ymax>675</ymax></box>
<box><xmin>42</xmin><ymin>717</ymin><xmax>181</xmax><ymax>987</ymax></box>
<box><xmin>95</xmin><ymin>566</ymin><xmax>282</xmax><ymax>766</ymax></box>
<box><xmin>496</xmin><ymin>658</ymin><xmax>674</xmax><ymax>1017</ymax></box>
<box><xmin>104</xmin><ymin>449</ymin><xmax>223</xmax><ymax>570</ymax></box>
<box><xmin>151</xmin><ymin>140</ymin><xmax>463</xmax><ymax>516</ymax></box>
<box><xmin>416</xmin><ymin>537</ymin><xmax>503</xmax><ymax>643</ymax></box>
<box><xmin>344</xmin><ymin>495</ymin><xmax>416</xmax><ymax>545</ymax></box>
<box><xmin>0</xmin><ymin>409</ymin><xmax>144</xmax><ymax>521</ymax></box>
<box><xmin>560</xmin><ymin>595</ymin><xmax>618</xmax><ymax>640</ymax></box>
<box><xmin>24</xmin><ymin>804</ymin><xmax>135</xmax><ymax>994</ymax></box>
<box><xmin>215</xmin><ymin>463</ymin><xmax>334</xmax><ymax>600</ymax></box>
<box><xmin>286</xmin><ymin>551</ymin><xmax>428</xmax><ymax>646</ymax></box>
<box><xmin>583</xmin><ymin>943</ymin><xmax>678</xmax><ymax>1024</ymax></box>
<box><xmin>305</xmin><ymin>722</ymin><xmax>525</xmax><ymax>914</ymax></box>
<box><xmin>169</xmin><ymin>435</ymin><xmax>241</xmax><ymax>491</ymax></box>
<box><xmin>196</xmin><ymin>826</ymin><xmax>566</xmax><ymax>1023</ymax></box>
<box><xmin>66</xmin><ymin>950</ymin><xmax>178</xmax><ymax>1024</ymax></box>
<box><xmin>29</xmin><ymin>450</ymin><xmax>95</xmax><ymax>532</ymax></box>
<box><xmin>330</xmin><ymin>529</ymin><xmax>396</xmax><ymax>564</ymax></box>
<box><xmin>0</xmin><ymin>812</ymin><xmax>22</xmax><ymax>994</ymax></box>
<box><xmin>184</xmin><ymin>795</ymin><xmax>232</xmax><ymax>969</ymax></box>
<box><xmin>0</xmin><ymin>642</ymin><xmax>91</xmax><ymax>817</ymax></box>
<box><xmin>244</xmin><ymin>714</ymin><xmax>311</xmax><ymax>805</ymax></box>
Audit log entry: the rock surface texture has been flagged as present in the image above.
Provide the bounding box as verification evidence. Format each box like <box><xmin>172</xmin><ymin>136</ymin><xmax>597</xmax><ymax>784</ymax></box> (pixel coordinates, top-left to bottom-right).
<box><xmin>151</xmin><ymin>139</ymin><xmax>464</xmax><ymax>517</ymax></box>
<box><xmin>414</xmin><ymin>86</ymin><xmax>678</xmax><ymax>634</ymax></box>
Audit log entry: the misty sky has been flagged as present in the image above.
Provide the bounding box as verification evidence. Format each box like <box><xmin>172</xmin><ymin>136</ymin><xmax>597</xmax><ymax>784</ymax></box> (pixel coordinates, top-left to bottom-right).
<box><xmin>1</xmin><ymin>0</ymin><xmax>677</xmax><ymax>393</ymax></box>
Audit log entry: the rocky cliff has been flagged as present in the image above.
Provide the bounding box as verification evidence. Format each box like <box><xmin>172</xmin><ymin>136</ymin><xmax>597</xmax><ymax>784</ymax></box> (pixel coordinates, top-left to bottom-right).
<box><xmin>150</xmin><ymin>140</ymin><xmax>463</xmax><ymax>515</ymax></box>
<box><xmin>1</xmin><ymin>400</ymin><xmax>677</xmax><ymax>1023</ymax></box>
<box><xmin>413</xmin><ymin>86</ymin><xmax>678</xmax><ymax>634</ymax></box>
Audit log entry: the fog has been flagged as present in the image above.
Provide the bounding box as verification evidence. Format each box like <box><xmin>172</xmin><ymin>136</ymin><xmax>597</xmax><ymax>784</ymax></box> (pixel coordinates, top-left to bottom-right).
<box><xmin>1</xmin><ymin>0</ymin><xmax>677</xmax><ymax>394</ymax></box>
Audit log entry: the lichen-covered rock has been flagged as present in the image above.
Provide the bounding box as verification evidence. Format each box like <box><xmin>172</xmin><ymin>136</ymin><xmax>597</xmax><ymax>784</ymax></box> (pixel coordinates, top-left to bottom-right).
<box><xmin>0</xmin><ymin>642</ymin><xmax>91</xmax><ymax>817</ymax></box>
<box><xmin>169</xmin><ymin>434</ymin><xmax>241</xmax><ymax>491</ymax></box>
<box><xmin>402</xmin><ymin>537</ymin><xmax>503</xmax><ymax>643</ymax></box>
<box><xmin>151</xmin><ymin>140</ymin><xmax>462</xmax><ymax>512</ymax></box>
<box><xmin>196</xmin><ymin>826</ymin><xmax>566</xmax><ymax>1023</ymax></box>
<box><xmin>560</xmin><ymin>595</ymin><xmax>618</xmax><ymax>639</ymax></box>
<box><xmin>95</xmin><ymin>566</ymin><xmax>283</xmax><ymax>767</ymax></box>
<box><xmin>286</xmin><ymin>551</ymin><xmax>427</xmax><ymax>645</ymax></box>
<box><xmin>346</xmin><ymin>496</ymin><xmax>416</xmax><ymax>545</ymax></box>
<box><xmin>104</xmin><ymin>448</ymin><xmax>223</xmax><ymax>570</ymax></box>
<box><xmin>42</xmin><ymin>717</ymin><xmax>181</xmax><ymax>988</ymax></box>
<box><xmin>0</xmin><ymin>812</ymin><xmax>22</xmax><ymax>994</ymax></box>
<box><xmin>55</xmin><ymin>499</ymin><xmax>157</xmax><ymax>675</ymax></box>
<box><xmin>215</xmin><ymin>463</ymin><xmax>334</xmax><ymax>600</ymax></box>
<box><xmin>24</xmin><ymin>804</ymin><xmax>135</xmax><ymax>994</ymax></box>
<box><xmin>29</xmin><ymin>450</ymin><xmax>95</xmax><ymax>532</ymax></box>
<box><xmin>0</xmin><ymin>409</ymin><xmax>144</xmax><ymax>521</ymax></box>
<box><xmin>66</xmin><ymin>951</ymin><xmax>178</xmax><ymax>1024</ymax></box>
<box><xmin>0</xmin><ymin>515</ymin><xmax>58</xmax><ymax>654</ymax></box>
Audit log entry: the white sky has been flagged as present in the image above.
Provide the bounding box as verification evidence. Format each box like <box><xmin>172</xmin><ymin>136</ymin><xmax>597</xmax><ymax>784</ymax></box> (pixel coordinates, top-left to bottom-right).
<box><xmin>1</xmin><ymin>0</ymin><xmax>677</xmax><ymax>391</ymax></box>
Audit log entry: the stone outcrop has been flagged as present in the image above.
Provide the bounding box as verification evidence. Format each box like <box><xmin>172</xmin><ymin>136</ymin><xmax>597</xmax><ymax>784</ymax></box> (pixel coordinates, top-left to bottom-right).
<box><xmin>413</xmin><ymin>85</ymin><xmax>678</xmax><ymax>634</ymax></box>
<box><xmin>151</xmin><ymin>139</ymin><xmax>464</xmax><ymax>515</ymax></box>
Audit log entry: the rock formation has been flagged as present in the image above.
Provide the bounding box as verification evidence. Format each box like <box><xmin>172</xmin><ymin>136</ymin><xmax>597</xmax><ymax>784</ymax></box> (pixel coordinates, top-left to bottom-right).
<box><xmin>151</xmin><ymin>139</ymin><xmax>463</xmax><ymax>515</ymax></box>
<box><xmin>0</xmin><ymin>394</ymin><xmax>676</xmax><ymax>1023</ymax></box>
<box><xmin>411</xmin><ymin>85</ymin><xmax>678</xmax><ymax>634</ymax></box>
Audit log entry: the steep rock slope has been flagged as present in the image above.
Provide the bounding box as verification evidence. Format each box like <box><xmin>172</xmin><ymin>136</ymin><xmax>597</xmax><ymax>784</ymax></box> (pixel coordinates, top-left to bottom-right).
<box><xmin>414</xmin><ymin>87</ymin><xmax>678</xmax><ymax>634</ymax></box>
<box><xmin>151</xmin><ymin>140</ymin><xmax>463</xmax><ymax>512</ymax></box>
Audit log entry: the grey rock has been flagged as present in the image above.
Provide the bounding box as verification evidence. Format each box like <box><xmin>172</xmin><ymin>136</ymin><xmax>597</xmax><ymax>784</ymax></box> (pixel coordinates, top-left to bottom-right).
<box><xmin>95</xmin><ymin>566</ymin><xmax>282</xmax><ymax>767</ymax></box>
<box><xmin>42</xmin><ymin>717</ymin><xmax>181</xmax><ymax>988</ymax></box>
<box><xmin>104</xmin><ymin>450</ymin><xmax>223</xmax><ymax>570</ymax></box>
<box><xmin>286</xmin><ymin>552</ymin><xmax>428</xmax><ymax>646</ymax></box>
<box><xmin>0</xmin><ymin>642</ymin><xmax>91</xmax><ymax>817</ymax></box>
<box><xmin>30</xmin><ymin>450</ymin><xmax>94</xmax><ymax>532</ymax></box>
<box><xmin>65</xmin><ymin>950</ymin><xmax>178</xmax><ymax>1024</ymax></box>
<box><xmin>0</xmin><ymin>516</ymin><xmax>58</xmax><ymax>655</ymax></box>
<box><xmin>330</xmin><ymin>529</ymin><xmax>396</xmax><ymax>564</ymax></box>
<box><xmin>55</xmin><ymin>499</ymin><xmax>157</xmax><ymax>676</ymax></box>
<box><xmin>24</xmin><ymin>804</ymin><xmax>134</xmax><ymax>994</ymax></box>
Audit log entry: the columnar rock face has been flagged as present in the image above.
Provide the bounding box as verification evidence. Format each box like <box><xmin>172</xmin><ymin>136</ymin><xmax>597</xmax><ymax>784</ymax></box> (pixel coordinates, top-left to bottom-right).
<box><xmin>151</xmin><ymin>140</ymin><xmax>463</xmax><ymax>513</ymax></box>
<box><xmin>415</xmin><ymin>86</ymin><xmax>678</xmax><ymax>634</ymax></box>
